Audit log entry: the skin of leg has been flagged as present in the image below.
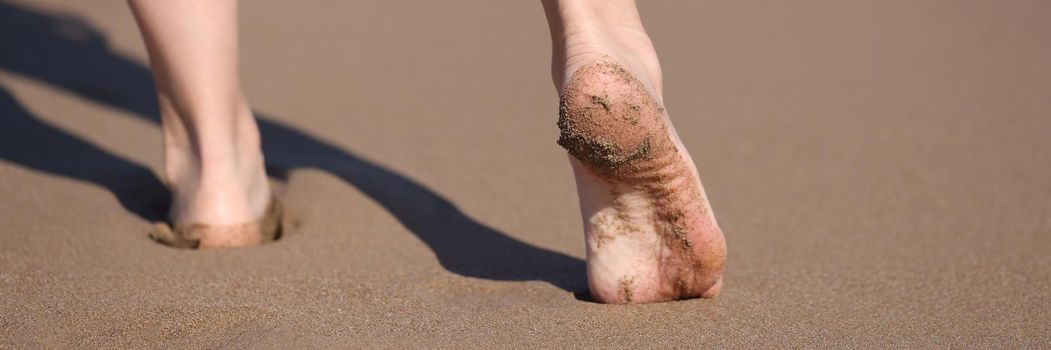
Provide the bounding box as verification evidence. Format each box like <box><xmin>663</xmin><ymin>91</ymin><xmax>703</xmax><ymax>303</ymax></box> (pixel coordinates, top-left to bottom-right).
<box><xmin>541</xmin><ymin>0</ymin><xmax>727</xmax><ymax>303</ymax></box>
<box><xmin>128</xmin><ymin>0</ymin><xmax>271</xmax><ymax>245</ymax></box>
<box><xmin>541</xmin><ymin>0</ymin><xmax>662</xmax><ymax>95</ymax></box>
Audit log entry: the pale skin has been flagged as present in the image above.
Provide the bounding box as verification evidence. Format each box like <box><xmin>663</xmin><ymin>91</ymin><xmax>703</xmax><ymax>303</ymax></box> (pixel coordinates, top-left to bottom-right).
<box><xmin>128</xmin><ymin>0</ymin><xmax>726</xmax><ymax>303</ymax></box>
<box><xmin>129</xmin><ymin>0</ymin><xmax>271</xmax><ymax>246</ymax></box>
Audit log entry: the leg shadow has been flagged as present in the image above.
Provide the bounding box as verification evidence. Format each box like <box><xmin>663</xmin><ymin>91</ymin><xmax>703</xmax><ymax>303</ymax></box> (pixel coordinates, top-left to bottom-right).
<box><xmin>0</xmin><ymin>87</ymin><xmax>169</xmax><ymax>222</ymax></box>
<box><xmin>0</xmin><ymin>1</ymin><xmax>586</xmax><ymax>292</ymax></box>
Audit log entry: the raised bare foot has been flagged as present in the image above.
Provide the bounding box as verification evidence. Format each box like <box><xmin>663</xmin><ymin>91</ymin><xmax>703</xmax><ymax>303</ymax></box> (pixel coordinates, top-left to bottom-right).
<box><xmin>151</xmin><ymin>100</ymin><xmax>277</xmax><ymax>248</ymax></box>
<box><xmin>546</xmin><ymin>0</ymin><xmax>726</xmax><ymax>303</ymax></box>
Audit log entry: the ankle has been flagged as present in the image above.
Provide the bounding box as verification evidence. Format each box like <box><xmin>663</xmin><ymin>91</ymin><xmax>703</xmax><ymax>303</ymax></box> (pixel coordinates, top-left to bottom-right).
<box><xmin>551</xmin><ymin>0</ymin><xmax>644</xmax><ymax>34</ymax></box>
<box><xmin>549</xmin><ymin>3</ymin><xmax>662</xmax><ymax>95</ymax></box>
<box><xmin>161</xmin><ymin>100</ymin><xmax>264</xmax><ymax>189</ymax></box>
<box><xmin>161</xmin><ymin>102</ymin><xmax>270</xmax><ymax>225</ymax></box>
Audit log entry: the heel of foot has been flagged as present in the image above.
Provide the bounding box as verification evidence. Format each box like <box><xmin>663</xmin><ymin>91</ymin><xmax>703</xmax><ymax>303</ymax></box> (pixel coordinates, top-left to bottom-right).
<box><xmin>557</xmin><ymin>56</ymin><xmax>668</xmax><ymax>176</ymax></box>
<box><xmin>149</xmin><ymin>196</ymin><xmax>283</xmax><ymax>249</ymax></box>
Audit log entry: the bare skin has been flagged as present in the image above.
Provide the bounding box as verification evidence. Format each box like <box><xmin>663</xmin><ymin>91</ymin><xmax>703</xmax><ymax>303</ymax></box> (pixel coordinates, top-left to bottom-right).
<box><xmin>128</xmin><ymin>0</ymin><xmax>272</xmax><ymax>248</ymax></box>
<box><xmin>542</xmin><ymin>0</ymin><xmax>727</xmax><ymax>303</ymax></box>
<box><xmin>125</xmin><ymin>0</ymin><xmax>723</xmax><ymax>297</ymax></box>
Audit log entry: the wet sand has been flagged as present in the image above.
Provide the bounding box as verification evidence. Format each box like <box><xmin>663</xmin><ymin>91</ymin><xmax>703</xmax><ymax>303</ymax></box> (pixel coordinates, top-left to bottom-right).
<box><xmin>1</xmin><ymin>0</ymin><xmax>1049</xmax><ymax>347</ymax></box>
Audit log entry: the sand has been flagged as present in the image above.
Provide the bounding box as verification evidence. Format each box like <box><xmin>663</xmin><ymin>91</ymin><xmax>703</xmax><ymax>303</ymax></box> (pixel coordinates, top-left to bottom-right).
<box><xmin>558</xmin><ymin>56</ymin><xmax>660</xmax><ymax>172</ymax></box>
<box><xmin>1</xmin><ymin>0</ymin><xmax>1049</xmax><ymax>347</ymax></box>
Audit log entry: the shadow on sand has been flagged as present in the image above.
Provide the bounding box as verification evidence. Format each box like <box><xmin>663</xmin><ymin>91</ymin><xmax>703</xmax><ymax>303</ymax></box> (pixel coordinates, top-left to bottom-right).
<box><xmin>0</xmin><ymin>1</ymin><xmax>586</xmax><ymax>292</ymax></box>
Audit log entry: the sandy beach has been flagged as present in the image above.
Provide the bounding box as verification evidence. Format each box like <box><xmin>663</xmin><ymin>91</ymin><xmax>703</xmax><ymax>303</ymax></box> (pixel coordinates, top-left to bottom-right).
<box><xmin>2</xmin><ymin>0</ymin><xmax>1049</xmax><ymax>347</ymax></box>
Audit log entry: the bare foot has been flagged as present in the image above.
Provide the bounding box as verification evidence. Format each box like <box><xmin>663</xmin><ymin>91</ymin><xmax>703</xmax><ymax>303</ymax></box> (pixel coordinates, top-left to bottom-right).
<box><xmin>547</xmin><ymin>1</ymin><xmax>726</xmax><ymax>304</ymax></box>
<box><xmin>128</xmin><ymin>0</ymin><xmax>277</xmax><ymax>248</ymax></box>
<box><xmin>152</xmin><ymin>100</ymin><xmax>277</xmax><ymax>248</ymax></box>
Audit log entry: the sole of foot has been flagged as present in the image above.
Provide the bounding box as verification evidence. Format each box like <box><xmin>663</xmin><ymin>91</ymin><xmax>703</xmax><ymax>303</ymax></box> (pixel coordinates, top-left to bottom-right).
<box><xmin>559</xmin><ymin>55</ymin><xmax>726</xmax><ymax>304</ymax></box>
